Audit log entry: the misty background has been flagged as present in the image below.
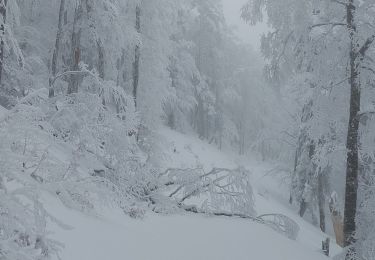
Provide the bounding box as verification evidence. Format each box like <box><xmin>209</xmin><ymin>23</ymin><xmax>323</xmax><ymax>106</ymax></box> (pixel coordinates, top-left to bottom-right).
<box><xmin>0</xmin><ymin>1</ymin><xmax>374</xmax><ymax>260</ymax></box>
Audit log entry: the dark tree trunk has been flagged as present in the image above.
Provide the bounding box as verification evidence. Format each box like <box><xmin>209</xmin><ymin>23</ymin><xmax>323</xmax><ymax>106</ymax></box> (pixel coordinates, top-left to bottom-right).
<box><xmin>299</xmin><ymin>199</ymin><xmax>308</xmax><ymax>217</ymax></box>
<box><xmin>49</xmin><ymin>0</ymin><xmax>66</xmax><ymax>98</ymax></box>
<box><xmin>343</xmin><ymin>1</ymin><xmax>360</xmax><ymax>257</ymax></box>
<box><xmin>318</xmin><ymin>172</ymin><xmax>326</xmax><ymax>232</ymax></box>
<box><xmin>0</xmin><ymin>0</ymin><xmax>7</xmax><ymax>86</ymax></box>
<box><xmin>299</xmin><ymin>140</ymin><xmax>315</xmax><ymax>218</ymax></box>
<box><xmin>197</xmin><ymin>97</ymin><xmax>205</xmax><ymax>138</ymax></box>
<box><xmin>68</xmin><ymin>3</ymin><xmax>83</xmax><ymax>95</ymax></box>
<box><xmin>132</xmin><ymin>5</ymin><xmax>141</xmax><ymax>108</ymax></box>
<box><xmin>97</xmin><ymin>40</ymin><xmax>105</xmax><ymax>79</ymax></box>
<box><xmin>290</xmin><ymin>145</ymin><xmax>301</xmax><ymax>205</ymax></box>
<box><xmin>322</xmin><ymin>238</ymin><xmax>330</xmax><ymax>256</ymax></box>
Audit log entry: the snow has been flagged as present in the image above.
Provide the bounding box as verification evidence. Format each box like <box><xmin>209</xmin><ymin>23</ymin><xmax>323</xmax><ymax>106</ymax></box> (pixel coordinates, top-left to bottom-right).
<box><xmin>157</xmin><ymin>127</ymin><xmax>237</xmax><ymax>170</ymax></box>
<box><xmin>48</xmin><ymin>205</ymin><xmax>331</xmax><ymax>260</ymax></box>
<box><xmin>45</xmin><ymin>127</ymin><xmax>342</xmax><ymax>260</ymax></box>
<box><xmin>0</xmin><ymin>105</ymin><xmax>6</xmax><ymax>119</ymax></box>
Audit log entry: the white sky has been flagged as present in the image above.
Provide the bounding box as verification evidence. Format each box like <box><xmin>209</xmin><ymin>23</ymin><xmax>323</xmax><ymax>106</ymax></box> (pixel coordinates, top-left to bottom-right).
<box><xmin>222</xmin><ymin>0</ymin><xmax>268</xmax><ymax>50</ymax></box>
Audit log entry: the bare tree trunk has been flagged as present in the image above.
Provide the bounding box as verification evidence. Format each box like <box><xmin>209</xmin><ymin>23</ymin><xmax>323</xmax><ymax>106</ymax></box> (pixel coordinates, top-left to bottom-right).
<box><xmin>299</xmin><ymin>200</ymin><xmax>308</xmax><ymax>217</ymax></box>
<box><xmin>197</xmin><ymin>98</ymin><xmax>205</xmax><ymax>138</ymax></box>
<box><xmin>132</xmin><ymin>5</ymin><xmax>141</xmax><ymax>108</ymax></box>
<box><xmin>329</xmin><ymin>194</ymin><xmax>344</xmax><ymax>247</ymax></box>
<box><xmin>322</xmin><ymin>238</ymin><xmax>330</xmax><ymax>256</ymax></box>
<box><xmin>318</xmin><ymin>172</ymin><xmax>326</xmax><ymax>232</ymax></box>
<box><xmin>97</xmin><ymin>40</ymin><xmax>105</xmax><ymax>79</ymax></box>
<box><xmin>299</xmin><ymin>140</ymin><xmax>315</xmax><ymax>218</ymax></box>
<box><xmin>343</xmin><ymin>1</ymin><xmax>360</xmax><ymax>256</ymax></box>
<box><xmin>68</xmin><ymin>3</ymin><xmax>82</xmax><ymax>95</ymax></box>
<box><xmin>290</xmin><ymin>144</ymin><xmax>301</xmax><ymax>205</ymax></box>
<box><xmin>49</xmin><ymin>0</ymin><xmax>65</xmax><ymax>98</ymax></box>
<box><xmin>0</xmin><ymin>0</ymin><xmax>7</xmax><ymax>86</ymax></box>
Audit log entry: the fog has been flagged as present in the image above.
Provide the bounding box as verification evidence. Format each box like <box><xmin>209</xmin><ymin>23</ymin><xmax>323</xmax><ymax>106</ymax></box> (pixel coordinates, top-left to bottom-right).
<box><xmin>222</xmin><ymin>0</ymin><xmax>268</xmax><ymax>49</ymax></box>
<box><xmin>0</xmin><ymin>1</ymin><xmax>374</xmax><ymax>259</ymax></box>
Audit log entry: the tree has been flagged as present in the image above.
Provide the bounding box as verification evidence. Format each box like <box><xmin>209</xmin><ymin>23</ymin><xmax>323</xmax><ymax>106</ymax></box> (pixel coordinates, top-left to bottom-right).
<box><xmin>0</xmin><ymin>0</ymin><xmax>6</xmax><ymax>85</ymax></box>
<box><xmin>132</xmin><ymin>4</ymin><xmax>141</xmax><ymax>108</ymax></box>
<box><xmin>242</xmin><ymin>2</ymin><xmax>375</xmax><ymax>256</ymax></box>
<box><xmin>49</xmin><ymin>0</ymin><xmax>65</xmax><ymax>98</ymax></box>
<box><xmin>68</xmin><ymin>1</ymin><xmax>83</xmax><ymax>95</ymax></box>
<box><xmin>343</xmin><ymin>1</ymin><xmax>374</xmax><ymax>257</ymax></box>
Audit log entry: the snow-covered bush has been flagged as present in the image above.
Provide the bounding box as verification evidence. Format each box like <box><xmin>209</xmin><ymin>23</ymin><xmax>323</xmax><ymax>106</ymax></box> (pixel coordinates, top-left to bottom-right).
<box><xmin>0</xmin><ymin>68</ymin><xmax>145</xmax><ymax>256</ymax></box>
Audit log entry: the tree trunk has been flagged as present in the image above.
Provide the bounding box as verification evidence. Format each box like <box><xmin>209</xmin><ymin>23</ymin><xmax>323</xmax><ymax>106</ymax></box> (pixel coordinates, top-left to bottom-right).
<box><xmin>318</xmin><ymin>172</ymin><xmax>326</xmax><ymax>232</ymax></box>
<box><xmin>97</xmin><ymin>40</ymin><xmax>105</xmax><ymax>79</ymax></box>
<box><xmin>329</xmin><ymin>194</ymin><xmax>344</xmax><ymax>247</ymax></box>
<box><xmin>299</xmin><ymin>199</ymin><xmax>308</xmax><ymax>217</ymax></box>
<box><xmin>132</xmin><ymin>5</ymin><xmax>141</xmax><ymax>108</ymax></box>
<box><xmin>49</xmin><ymin>0</ymin><xmax>65</xmax><ymax>98</ymax></box>
<box><xmin>343</xmin><ymin>1</ymin><xmax>360</xmax><ymax>257</ymax></box>
<box><xmin>68</xmin><ymin>3</ymin><xmax>82</xmax><ymax>95</ymax></box>
<box><xmin>299</xmin><ymin>140</ymin><xmax>315</xmax><ymax>218</ymax></box>
<box><xmin>0</xmin><ymin>0</ymin><xmax>7</xmax><ymax>86</ymax></box>
<box><xmin>322</xmin><ymin>238</ymin><xmax>330</xmax><ymax>256</ymax></box>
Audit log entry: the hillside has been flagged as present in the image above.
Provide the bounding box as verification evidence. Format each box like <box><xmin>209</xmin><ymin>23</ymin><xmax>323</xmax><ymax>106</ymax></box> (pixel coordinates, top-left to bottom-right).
<box><xmin>1</xmin><ymin>1</ymin><xmax>374</xmax><ymax>259</ymax></box>
<box><xmin>44</xmin><ymin>128</ymin><xmax>342</xmax><ymax>260</ymax></box>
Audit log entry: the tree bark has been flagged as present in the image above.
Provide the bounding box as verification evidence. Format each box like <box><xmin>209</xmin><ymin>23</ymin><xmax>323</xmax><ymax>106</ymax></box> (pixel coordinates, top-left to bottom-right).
<box><xmin>49</xmin><ymin>0</ymin><xmax>65</xmax><ymax>98</ymax></box>
<box><xmin>299</xmin><ymin>140</ymin><xmax>315</xmax><ymax>218</ymax></box>
<box><xmin>344</xmin><ymin>0</ymin><xmax>361</xmax><ymax>259</ymax></box>
<box><xmin>318</xmin><ymin>172</ymin><xmax>326</xmax><ymax>232</ymax></box>
<box><xmin>0</xmin><ymin>0</ymin><xmax>7</xmax><ymax>86</ymax></box>
<box><xmin>68</xmin><ymin>3</ymin><xmax>82</xmax><ymax>95</ymax></box>
<box><xmin>329</xmin><ymin>194</ymin><xmax>344</xmax><ymax>247</ymax></box>
<box><xmin>299</xmin><ymin>199</ymin><xmax>308</xmax><ymax>217</ymax></box>
<box><xmin>132</xmin><ymin>5</ymin><xmax>141</xmax><ymax>108</ymax></box>
<box><xmin>343</xmin><ymin>1</ymin><xmax>360</xmax><ymax>257</ymax></box>
<box><xmin>97</xmin><ymin>40</ymin><xmax>105</xmax><ymax>79</ymax></box>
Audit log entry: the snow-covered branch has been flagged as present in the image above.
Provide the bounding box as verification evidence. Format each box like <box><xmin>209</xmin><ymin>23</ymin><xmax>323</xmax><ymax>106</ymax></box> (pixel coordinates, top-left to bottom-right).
<box><xmin>158</xmin><ymin>167</ymin><xmax>255</xmax><ymax>216</ymax></box>
<box><xmin>358</xmin><ymin>35</ymin><xmax>375</xmax><ymax>57</ymax></box>
<box><xmin>310</xmin><ymin>22</ymin><xmax>346</xmax><ymax>30</ymax></box>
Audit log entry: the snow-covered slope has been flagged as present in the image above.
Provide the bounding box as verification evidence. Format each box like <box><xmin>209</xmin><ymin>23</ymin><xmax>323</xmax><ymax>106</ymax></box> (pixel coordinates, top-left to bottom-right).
<box><xmin>47</xmin><ymin>127</ymin><xmax>342</xmax><ymax>260</ymax></box>
<box><xmin>48</xmin><ymin>201</ymin><xmax>332</xmax><ymax>260</ymax></box>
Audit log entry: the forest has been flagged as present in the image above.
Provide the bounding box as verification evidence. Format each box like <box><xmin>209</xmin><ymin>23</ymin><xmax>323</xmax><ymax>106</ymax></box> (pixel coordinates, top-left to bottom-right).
<box><xmin>0</xmin><ymin>0</ymin><xmax>374</xmax><ymax>259</ymax></box>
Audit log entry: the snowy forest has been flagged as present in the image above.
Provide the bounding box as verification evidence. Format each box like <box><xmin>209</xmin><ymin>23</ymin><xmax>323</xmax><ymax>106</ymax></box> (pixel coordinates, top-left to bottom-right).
<box><xmin>0</xmin><ymin>0</ymin><xmax>374</xmax><ymax>259</ymax></box>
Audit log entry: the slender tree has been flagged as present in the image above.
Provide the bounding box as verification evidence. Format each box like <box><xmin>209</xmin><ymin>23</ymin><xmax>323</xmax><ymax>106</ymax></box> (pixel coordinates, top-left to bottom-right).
<box><xmin>343</xmin><ymin>0</ymin><xmax>375</xmax><ymax>257</ymax></box>
<box><xmin>49</xmin><ymin>0</ymin><xmax>66</xmax><ymax>98</ymax></box>
<box><xmin>317</xmin><ymin>170</ymin><xmax>326</xmax><ymax>232</ymax></box>
<box><xmin>0</xmin><ymin>0</ymin><xmax>7</xmax><ymax>86</ymax></box>
<box><xmin>68</xmin><ymin>2</ymin><xmax>83</xmax><ymax>95</ymax></box>
<box><xmin>343</xmin><ymin>0</ymin><xmax>360</xmax><ymax>253</ymax></box>
<box><xmin>132</xmin><ymin>4</ymin><xmax>141</xmax><ymax>108</ymax></box>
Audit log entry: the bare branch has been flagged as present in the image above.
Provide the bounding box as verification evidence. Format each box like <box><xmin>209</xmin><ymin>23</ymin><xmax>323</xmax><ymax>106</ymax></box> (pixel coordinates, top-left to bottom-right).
<box><xmin>330</xmin><ymin>0</ymin><xmax>347</xmax><ymax>6</ymax></box>
<box><xmin>362</xmin><ymin>66</ymin><xmax>375</xmax><ymax>75</ymax></box>
<box><xmin>310</xmin><ymin>22</ymin><xmax>346</xmax><ymax>29</ymax></box>
<box><xmin>358</xmin><ymin>35</ymin><xmax>375</xmax><ymax>57</ymax></box>
<box><xmin>356</xmin><ymin>111</ymin><xmax>375</xmax><ymax>120</ymax></box>
<box><xmin>181</xmin><ymin>204</ymin><xmax>261</xmax><ymax>223</ymax></box>
<box><xmin>179</xmin><ymin>175</ymin><xmax>227</xmax><ymax>203</ymax></box>
<box><xmin>276</xmin><ymin>31</ymin><xmax>294</xmax><ymax>65</ymax></box>
<box><xmin>50</xmin><ymin>70</ymin><xmax>89</xmax><ymax>87</ymax></box>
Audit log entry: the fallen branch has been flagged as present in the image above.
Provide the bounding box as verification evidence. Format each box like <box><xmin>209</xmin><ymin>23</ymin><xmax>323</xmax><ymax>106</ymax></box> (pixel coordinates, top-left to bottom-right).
<box><xmin>157</xmin><ymin>167</ymin><xmax>300</xmax><ymax>240</ymax></box>
<box><xmin>180</xmin><ymin>203</ymin><xmax>299</xmax><ymax>240</ymax></box>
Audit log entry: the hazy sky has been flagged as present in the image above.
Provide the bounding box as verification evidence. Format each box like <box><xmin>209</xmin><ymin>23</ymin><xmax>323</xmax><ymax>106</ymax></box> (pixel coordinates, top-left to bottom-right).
<box><xmin>222</xmin><ymin>0</ymin><xmax>268</xmax><ymax>50</ymax></box>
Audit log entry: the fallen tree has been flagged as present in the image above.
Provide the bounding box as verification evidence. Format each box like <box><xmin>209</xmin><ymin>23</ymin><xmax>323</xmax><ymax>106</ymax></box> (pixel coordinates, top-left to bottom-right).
<box><xmin>154</xmin><ymin>167</ymin><xmax>300</xmax><ymax>240</ymax></box>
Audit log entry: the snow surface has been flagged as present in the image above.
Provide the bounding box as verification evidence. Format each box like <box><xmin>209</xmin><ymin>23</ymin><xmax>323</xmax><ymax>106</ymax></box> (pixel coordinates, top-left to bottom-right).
<box><xmin>0</xmin><ymin>105</ymin><xmax>6</xmax><ymax>119</ymax></box>
<box><xmin>46</xmin><ymin>127</ymin><xmax>342</xmax><ymax>260</ymax></box>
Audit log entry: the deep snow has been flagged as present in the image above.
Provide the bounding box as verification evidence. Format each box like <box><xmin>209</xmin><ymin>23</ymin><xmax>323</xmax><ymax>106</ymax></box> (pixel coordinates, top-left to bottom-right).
<box><xmin>46</xmin><ymin>127</ymin><xmax>342</xmax><ymax>260</ymax></box>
